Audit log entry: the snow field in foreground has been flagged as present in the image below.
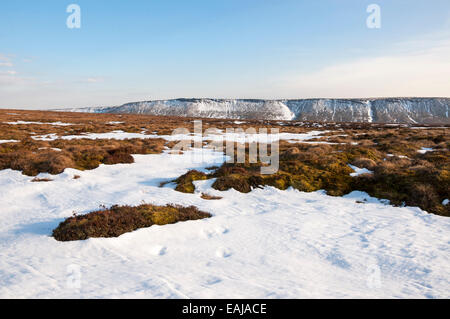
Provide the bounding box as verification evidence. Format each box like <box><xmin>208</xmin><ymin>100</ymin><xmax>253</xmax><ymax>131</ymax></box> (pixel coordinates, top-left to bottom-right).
<box><xmin>0</xmin><ymin>149</ymin><xmax>448</xmax><ymax>298</ymax></box>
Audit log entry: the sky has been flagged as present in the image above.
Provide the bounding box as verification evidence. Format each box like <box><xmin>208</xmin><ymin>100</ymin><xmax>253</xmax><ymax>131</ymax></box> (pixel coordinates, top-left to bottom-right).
<box><xmin>0</xmin><ymin>0</ymin><xmax>449</xmax><ymax>109</ymax></box>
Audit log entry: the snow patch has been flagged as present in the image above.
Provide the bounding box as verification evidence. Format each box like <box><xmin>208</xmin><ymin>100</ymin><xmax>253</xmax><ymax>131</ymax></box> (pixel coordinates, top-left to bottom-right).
<box><xmin>6</xmin><ymin>121</ymin><xmax>74</xmax><ymax>126</ymax></box>
<box><xmin>418</xmin><ymin>147</ymin><xmax>434</xmax><ymax>154</ymax></box>
<box><xmin>31</xmin><ymin>130</ymin><xmax>330</xmax><ymax>144</ymax></box>
<box><xmin>0</xmin><ymin>140</ymin><xmax>18</xmax><ymax>144</ymax></box>
<box><xmin>348</xmin><ymin>164</ymin><xmax>373</xmax><ymax>177</ymax></box>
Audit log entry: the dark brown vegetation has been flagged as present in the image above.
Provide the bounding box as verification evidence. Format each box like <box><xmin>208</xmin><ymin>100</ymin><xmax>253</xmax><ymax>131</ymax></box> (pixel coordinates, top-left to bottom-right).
<box><xmin>52</xmin><ymin>204</ymin><xmax>211</xmax><ymax>241</ymax></box>
<box><xmin>31</xmin><ymin>177</ymin><xmax>53</xmax><ymax>182</ymax></box>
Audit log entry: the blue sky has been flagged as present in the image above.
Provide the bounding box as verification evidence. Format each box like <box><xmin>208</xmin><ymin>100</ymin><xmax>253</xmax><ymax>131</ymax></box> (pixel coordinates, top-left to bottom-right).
<box><xmin>1</xmin><ymin>0</ymin><xmax>449</xmax><ymax>109</ymax></box>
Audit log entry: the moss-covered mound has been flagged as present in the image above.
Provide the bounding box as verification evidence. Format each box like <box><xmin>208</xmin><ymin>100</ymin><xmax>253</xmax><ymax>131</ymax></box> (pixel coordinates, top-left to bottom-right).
<box><xmin>53</xmin><ymin>204</ymin><xmax>211</xmax><ymax>241</ymax></box>
<box><xmin>174</xmin><ymin>170</ymin><xmax>208</xmax><ymax>193</ymax></box>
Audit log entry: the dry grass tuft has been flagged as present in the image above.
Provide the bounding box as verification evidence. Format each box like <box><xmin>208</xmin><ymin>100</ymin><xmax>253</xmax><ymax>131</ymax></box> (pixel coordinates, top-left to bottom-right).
<box><xmin>201</xmin><ymin>193</ymin><xmax>223</xmax><ymax>200</ymax></box>
<box><xmin>31</xmin><ymin>177</ymin><xmax>53</xmax><ymax>182</ymax></box>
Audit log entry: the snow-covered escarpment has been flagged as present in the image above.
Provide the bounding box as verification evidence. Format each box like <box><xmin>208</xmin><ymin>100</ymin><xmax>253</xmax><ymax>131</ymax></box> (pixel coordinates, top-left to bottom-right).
<box><xmin>66</xmin><ymin>99</ymin><xmax>296</xmax><ymax>121</ymax></box>
<box><xmin>59</xmin><ymin>98</ymin><xmax>450</xmax><ymax>124</ymax></box>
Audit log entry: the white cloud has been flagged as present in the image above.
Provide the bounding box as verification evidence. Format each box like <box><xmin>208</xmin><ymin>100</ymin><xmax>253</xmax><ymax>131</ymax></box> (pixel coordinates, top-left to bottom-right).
<box><xmin>0</xmin><ymin>55</ymin><xmax>13</xmax><ymax>68</ymax></box>
<box><xmin>275</xmin><ymin>37</ymin><xmax>450</xmax><ymax>98</ymax></box>
<box><xmin>0</xmin><ymin>72</ymin><xmax>30</xmax><ymax>87</ymax></box>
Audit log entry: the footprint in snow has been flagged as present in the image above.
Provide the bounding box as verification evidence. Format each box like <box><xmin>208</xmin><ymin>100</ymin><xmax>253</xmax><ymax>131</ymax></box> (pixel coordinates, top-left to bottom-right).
<box><xmin>204</xmin><ymin>276</ymin><xmax>222</xmax><ymax>285</ymax></box>
<box><xmin>215</xmin><ymin>226</ymin><xmax>229</xmax><ymax>234</ymax></box>
<box><xmin>200</xmin><ymin>226</ymin><xmax>229</xmax><ymax>238</ymax></box>
<box><xmin>216</xmin><ymin>248</ymin><xmax>232</xmax><ymax>258</ymax></box>
<box><xmin>149</xmin><ymin>245</ymin><xmax>167</xmax><ymax>256</ymax></box>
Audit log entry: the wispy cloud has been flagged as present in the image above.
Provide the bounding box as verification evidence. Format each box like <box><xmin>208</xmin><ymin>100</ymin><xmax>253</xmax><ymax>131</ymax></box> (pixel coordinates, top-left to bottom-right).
<box><xmin>275</xmin><ymin>35</ymin><xmax>450</xmax><ymax>98</ymax></box>
<box><xmin>0</xmin><ymin>54</ymin><xmax>21</xmax><ymax>88</ymax></box>
<box><xmin>0</xmin><ymin>54</ymin><xmax>14</xmax><ymax>67</ymax></box>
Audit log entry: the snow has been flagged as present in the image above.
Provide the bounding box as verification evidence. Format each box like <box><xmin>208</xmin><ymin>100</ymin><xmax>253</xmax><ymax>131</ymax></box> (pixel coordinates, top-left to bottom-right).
<box><xmin>0</xmin><ymin>148</ymin><xmax>449</xmax><ymax>298</ymax></box>
<box><xmin>443</xmin><ymin>199</ymin><xmax>449</xmax><ymax>206</ymax></box>
<box><xmin>6</xmin><ymin>121</ymin><xmax>74</xmax><ymax>126</ymax></box>
<box><xmin>366</xmin><ymin>101</ymin><xmax>374</xmax><ymax>123</ymax></box>
<box><xmin>0</xmin><ymin>140</ymin><xmax>18</xmax><ymax>144</ymax></box>
<box><xmin>418</xmin><ymin>147</ymin><xmax>434</xmax><ymax>154</ymax></box>
<box><xmin>348</xmin><ymin>165</ymin><xmax>373</xmax><ymax>177</ymax></box>
<box><xmin>58</xmin><ymin>98</ymin><xmax>450</xmax><ymax>124</ymax></box>
<box><xmin>203</xmin><ymin>130</ymin><xmax>329</xmax><ymax>144</ymax></box>
<box><xmin>411</xmin><ymin>127</ymin><xmax>448</xmax><ymax>130</ymax></box>
<box><xmin>32</xmin><ymin>131</ymin><xmax>160</xmax><ymax>141</ymax></box>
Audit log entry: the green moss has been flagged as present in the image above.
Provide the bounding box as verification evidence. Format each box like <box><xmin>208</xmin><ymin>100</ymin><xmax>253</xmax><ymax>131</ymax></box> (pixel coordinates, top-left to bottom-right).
<box><xmin>212</xmin><ymin>175</ymin><xmax>252</xmax><ymax>193</ymax></box>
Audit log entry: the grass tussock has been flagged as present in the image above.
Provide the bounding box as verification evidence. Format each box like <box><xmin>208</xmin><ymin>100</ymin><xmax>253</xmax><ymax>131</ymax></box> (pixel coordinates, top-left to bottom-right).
<box><xmin>201</xmin><ymin>193</ymin><xmax>223</xmax><ymax>200</ymax></box>
<box><xmin>52</xmin><ymin>204</ymin><xmax>211</xmax><ymax>241</ymax></box>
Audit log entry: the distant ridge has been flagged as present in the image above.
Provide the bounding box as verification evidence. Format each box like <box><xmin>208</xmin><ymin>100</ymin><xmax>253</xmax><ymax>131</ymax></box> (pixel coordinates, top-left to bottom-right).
<box><xmin>57</xmin><ymin>97</ymin><xmax>450</xmax><ymax>124</ymax></box>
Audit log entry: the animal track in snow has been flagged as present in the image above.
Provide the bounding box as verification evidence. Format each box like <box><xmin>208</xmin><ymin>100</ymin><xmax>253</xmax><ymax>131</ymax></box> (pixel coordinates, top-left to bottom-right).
<box><xmin>215</xmin><ymin>247</ymin><xmax>232</xmax><ymax>258</ymax></box>
<box><xmin>204</xmin><ymin>276</ymin><xmax>223</xmax><ymax>285</ymax></box>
